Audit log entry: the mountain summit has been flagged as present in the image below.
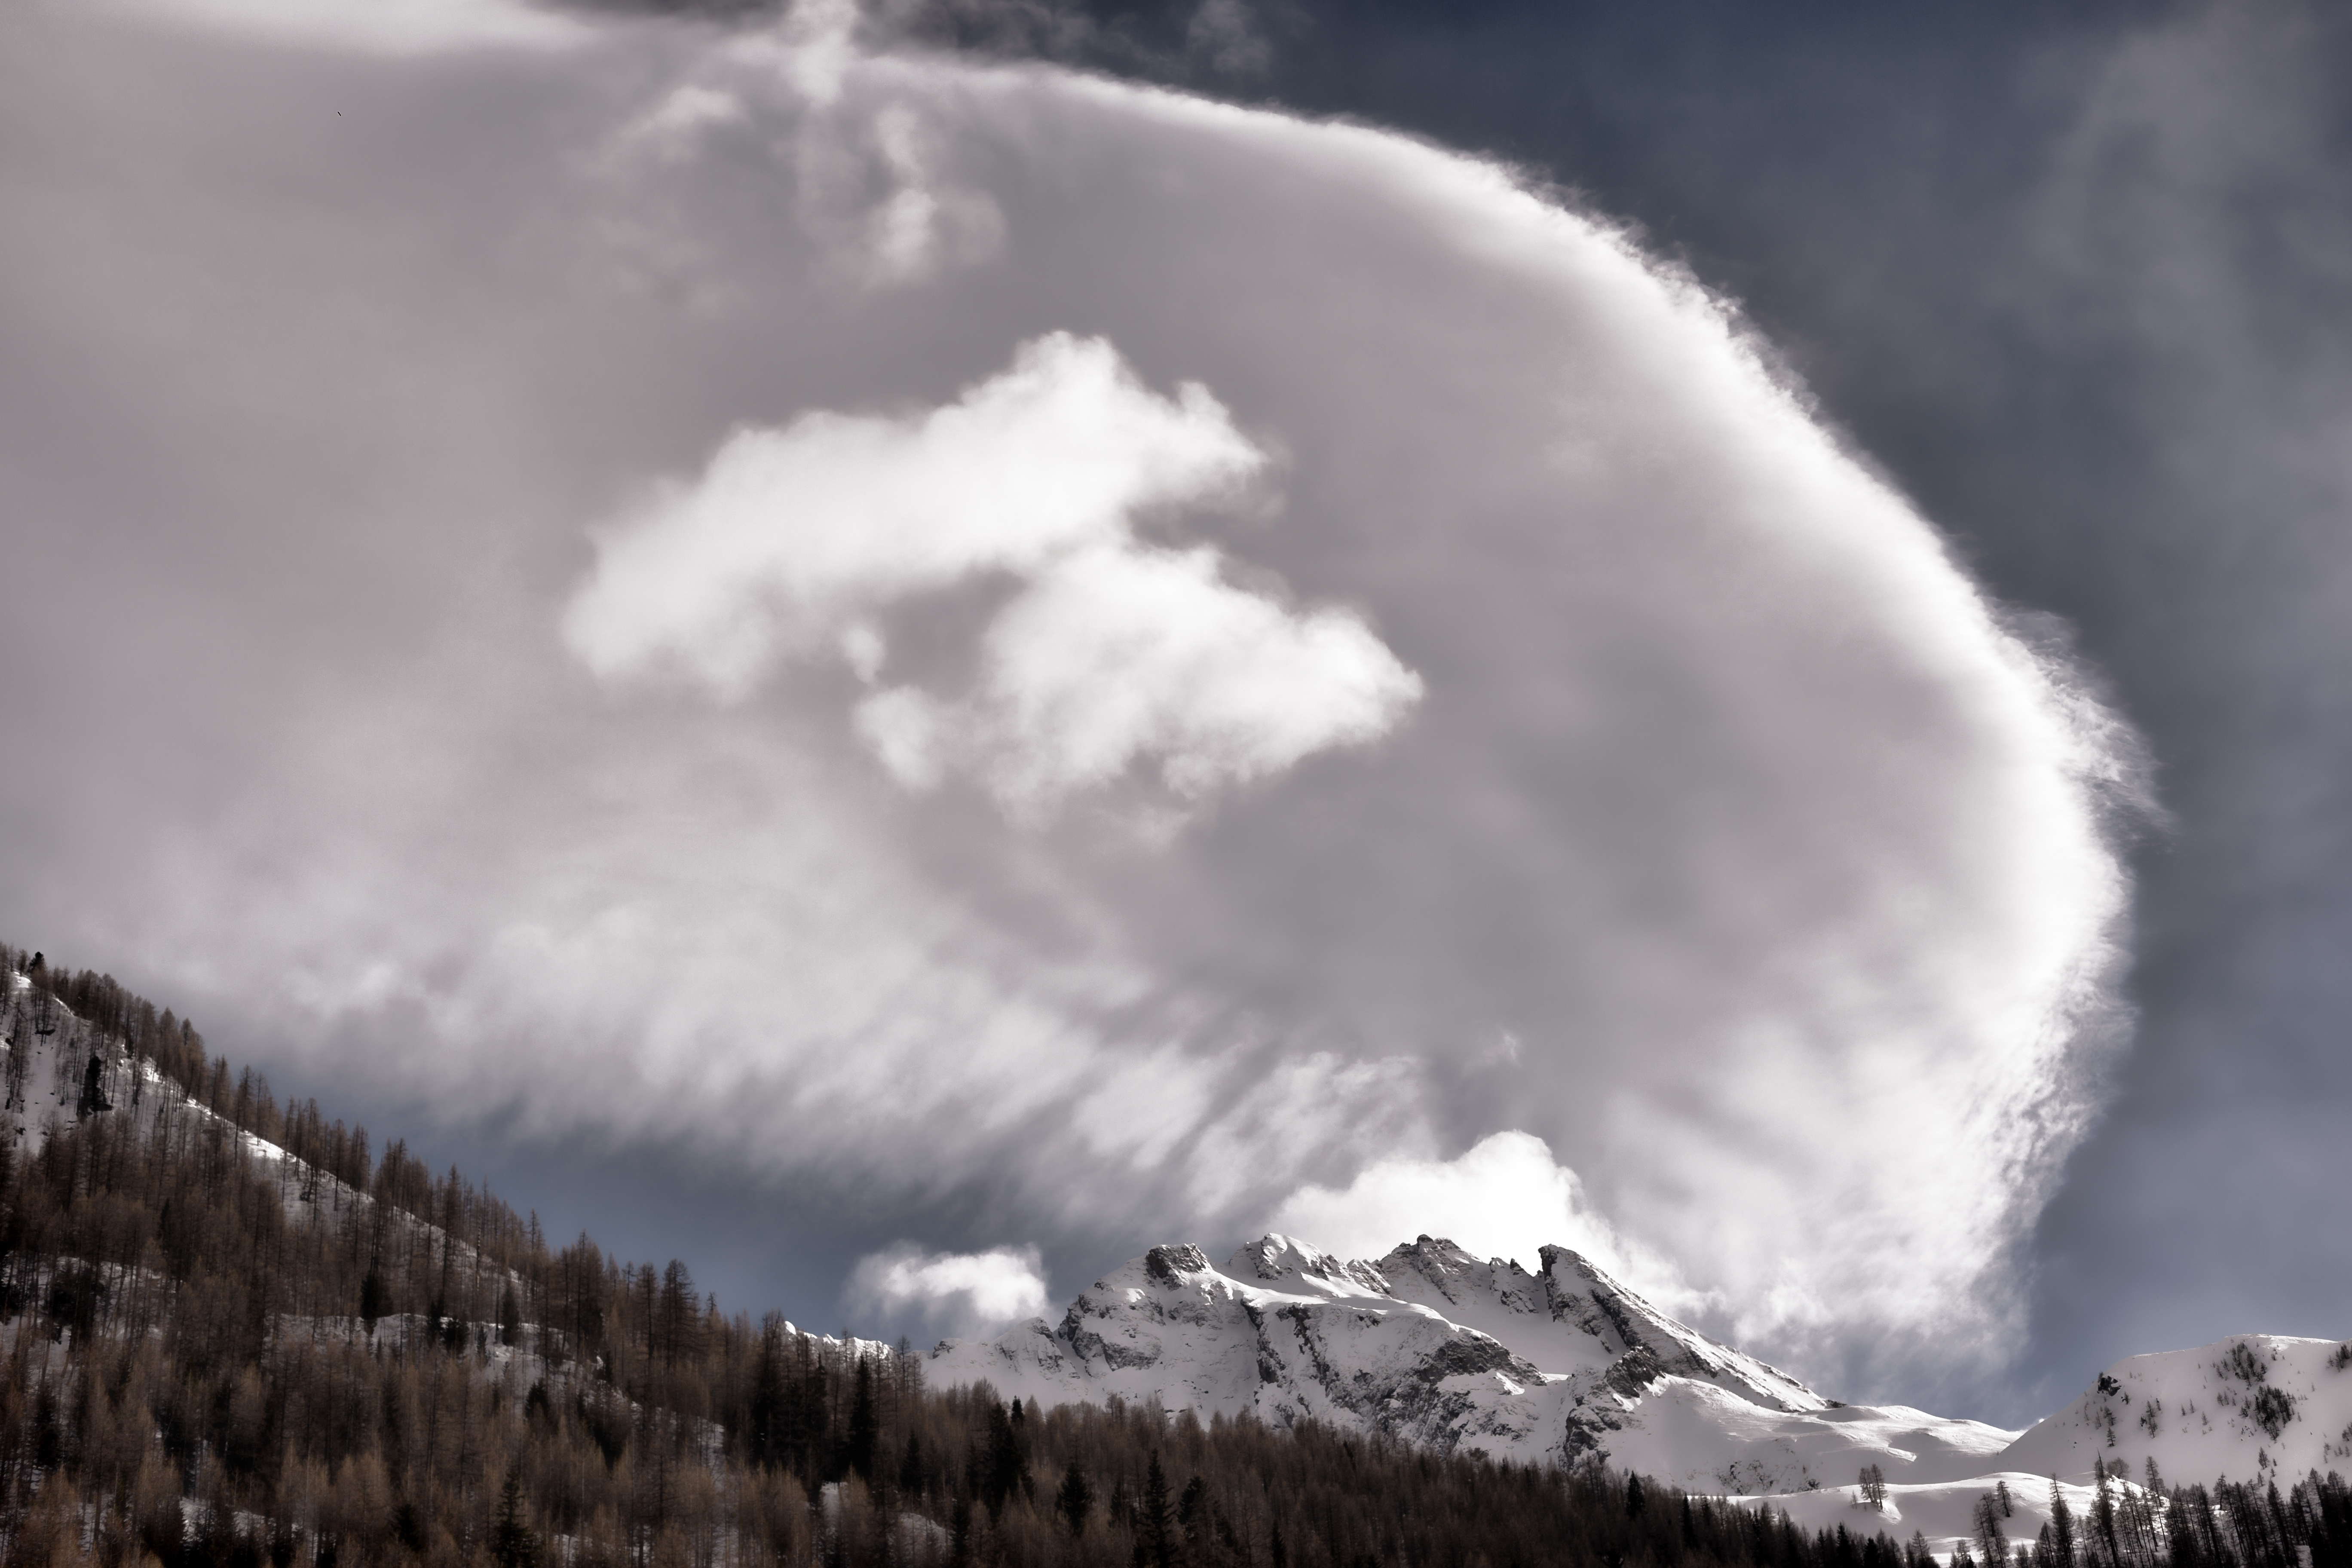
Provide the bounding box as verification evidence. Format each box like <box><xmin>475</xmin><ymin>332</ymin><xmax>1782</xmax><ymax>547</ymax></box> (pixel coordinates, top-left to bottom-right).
<box><xmin>926</xmin><ymin>1234</ymin><xmax>2013</xmax><ymax>1495</ymax></box>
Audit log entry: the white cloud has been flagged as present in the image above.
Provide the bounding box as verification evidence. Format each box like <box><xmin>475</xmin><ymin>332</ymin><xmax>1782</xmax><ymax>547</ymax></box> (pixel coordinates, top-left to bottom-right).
<box><xmin>566</xmin><ymin>332</ymin><xmax>1421</xmax><ymax>816</ymax></box>
<box><xmin>1269</xmin><ymin>1131</ymin><xmax>1644</xmax><ymax>1284</ymax></box>
<box><xmin>563</xmin><ymin>333</ymin><xmax>1263</xmax><ymax>695</ymax></box>
<box><xmin>861</xmin><ymin>541</ymin><xmax>1423</xmax><ymax>813</ymax></box>
<box><xmin>846</xmin><ymin>1243</ymin><xmax>1051</xmax><ymax>1339</ymax></box>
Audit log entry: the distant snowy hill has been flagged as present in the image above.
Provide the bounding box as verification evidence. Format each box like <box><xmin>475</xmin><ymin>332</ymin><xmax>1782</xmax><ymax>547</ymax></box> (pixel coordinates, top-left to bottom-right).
<box><xmin>1995</xmin><ymin>1335</ymin><xmax>2352</xmax><ymax>1487</ymax></box>
<box><xmin>927</xmin><ymin>1234</ymin><xmax>2014</xmax><ymax>1497</ymax></box>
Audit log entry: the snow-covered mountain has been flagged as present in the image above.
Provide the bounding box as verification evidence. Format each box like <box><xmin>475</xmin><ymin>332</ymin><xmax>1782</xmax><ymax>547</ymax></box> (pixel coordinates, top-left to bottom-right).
<box><xmin>926</xmin><ymin>1231</ymin><xmax>2351</xmax><ymax>1556</ymax></box>
<box><xmin>927</xmin><ymin>1234</ymin><xmax>2015</xmax><ymax>1497</ymax></box>
<box><xmin>1995</xmin><ymin>1335</ymin><xmax>2352</xmax><ymax>1488</ymax></box>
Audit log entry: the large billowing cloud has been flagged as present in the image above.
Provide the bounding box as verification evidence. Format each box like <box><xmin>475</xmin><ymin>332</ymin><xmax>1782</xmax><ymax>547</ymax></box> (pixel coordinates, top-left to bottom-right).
<box><xmin>0</xmin><ymin>0</ymin><xmax>2141</xmax><ymax>1391</ymax></box>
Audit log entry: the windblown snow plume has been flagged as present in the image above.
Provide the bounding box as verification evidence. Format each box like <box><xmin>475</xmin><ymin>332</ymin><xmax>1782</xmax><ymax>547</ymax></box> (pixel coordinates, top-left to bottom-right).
<box><xmin>0</xmin><ymin>0</ymin><xmax>2143</xmax><ymax>1394</ymax></box>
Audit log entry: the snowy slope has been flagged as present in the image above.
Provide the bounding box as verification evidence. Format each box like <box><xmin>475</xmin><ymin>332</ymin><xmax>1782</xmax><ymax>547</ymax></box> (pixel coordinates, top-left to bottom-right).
<box><xmin>926</xmin><ymin>1233</ymin><xmax>2018</xmax><ymax>1494</ymax></box>
<box><xmin>1746</xmin><ymin>1472</ymin><xmax>2110</xmax><ymax>1559</ymax></box>
<box><xmin>1995</xmin><ymin>1335</ymin><xmax>2352</xmax><ymax>1487</ymax></box>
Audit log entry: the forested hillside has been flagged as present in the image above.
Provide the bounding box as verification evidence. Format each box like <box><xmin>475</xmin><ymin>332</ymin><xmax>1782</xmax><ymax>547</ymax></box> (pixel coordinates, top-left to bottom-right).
<box><xmin>2</xmin><ymin>945</ymin><xmax>2349</xmax><ymax>1568</ymax></box>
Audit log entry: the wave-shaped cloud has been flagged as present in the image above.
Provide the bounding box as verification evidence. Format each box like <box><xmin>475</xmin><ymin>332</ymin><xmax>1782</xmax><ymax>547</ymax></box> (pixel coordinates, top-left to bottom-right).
<box><xmin>0</xmin><ymin>0</ymin><xmax>2144</xmax><ymax>1395</ymax></box>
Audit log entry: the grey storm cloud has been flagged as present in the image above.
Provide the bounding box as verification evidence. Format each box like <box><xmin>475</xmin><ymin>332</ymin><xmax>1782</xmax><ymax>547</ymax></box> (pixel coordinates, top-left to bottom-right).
<box><xmin>0</xmin><ymin>0</ymin><xmax>2151</xmax><ymax>1391</ymax></box>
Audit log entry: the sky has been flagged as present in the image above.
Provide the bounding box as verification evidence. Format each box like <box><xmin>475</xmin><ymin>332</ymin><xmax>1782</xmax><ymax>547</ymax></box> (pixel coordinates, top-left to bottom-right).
<box><xmin>0</xmin><ymin>0</ymin><xmax>2345</xmax><ymax>1427</ymax></box>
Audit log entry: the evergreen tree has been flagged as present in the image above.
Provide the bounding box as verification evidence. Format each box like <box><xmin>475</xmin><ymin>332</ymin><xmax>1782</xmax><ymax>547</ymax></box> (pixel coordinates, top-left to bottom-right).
<box><xmin>2052</xmin><ymin>1474</ymin><xmax>2080</xmax><ymax>1567</ymax></box>
<box><xmin>1138</xmin><ymin>1451</ymin><xmax>1176</xmax><ymax>1568</ymax></box>
<box><xmin>746</xmin><ymin>1324</ymin><xmax>786</xmax><ymax>1472</ymax></box>
<box><xmin>359</xmin><ymin>1264</ymin><xmax>386</xmax><ymax>1336</ymax></box>
<box><xmin>2095</xmin><ymin>1458</ymin><xmax>2123</xmax><ymax>1566</ymax></box>
<box><xmin>1178</xmin><ymin>1475</ymin><xmax>1207</xmax><ymax>1544</ymax></box>
<box><xmin>1056</xmin><ymin>1460</ymin><xmax>1096</xmax><ymax>1535</ymax></box>
<box><xmin>491</xmin><ymin>1469</ymin><xmax>538</xmax><ymax>1568</ymax></box>
<box><xmin>1975</xmin><ymin>1490</ymin><xmax>2009</xmax><ymax>1567</ymax></box>
<box><xmin>977</xmin><ymin>1399</ymin><xmax>1032</xmax><ymax>1517</ymax></box>
<box><xmin>846</xmin><ymin>1355</ymin><xmax>879</xmax><ymax>1482</ymax></box>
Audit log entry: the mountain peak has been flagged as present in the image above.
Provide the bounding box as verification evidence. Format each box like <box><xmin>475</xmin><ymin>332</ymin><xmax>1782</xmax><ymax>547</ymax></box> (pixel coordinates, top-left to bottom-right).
<box><xmin>1223</xmin><ymin>1233</ymin><xmax>1393</xmax><ymax>1296</ymax></box>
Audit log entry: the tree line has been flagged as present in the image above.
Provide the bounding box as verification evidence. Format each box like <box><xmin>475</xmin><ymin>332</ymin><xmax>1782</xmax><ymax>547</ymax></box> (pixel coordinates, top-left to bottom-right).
<box><xmin>1948</xmin><ymin>1464</ymin><xmax>2352</xmax><ymax>1568</ymax></box>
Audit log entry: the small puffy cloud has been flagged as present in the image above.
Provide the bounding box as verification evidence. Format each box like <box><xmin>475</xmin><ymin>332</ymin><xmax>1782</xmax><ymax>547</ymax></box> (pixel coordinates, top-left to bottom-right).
<box><xmin>846</xmin><ymin>1243</ymin><xmax>1052</xmax><ymax>1340</ymax></box>
<box><xmin>863</xmin><ymin>542</ymin><xmax>1422</xmax><ymax>812</ymax></box>
<box><xmin>564</xmin><ymin>333</ymin><xmax>1263</xmax><ymax>695</ymax></box>
<box><xmin>1269</xmin><ymin>1131</ymin><xmax>1648</xmax><ymax>1284</ymax></box>
<box><xmin>566</xmin><ymin>332</ymin><xmax>1421</xmax><ymax>816</ymax></box>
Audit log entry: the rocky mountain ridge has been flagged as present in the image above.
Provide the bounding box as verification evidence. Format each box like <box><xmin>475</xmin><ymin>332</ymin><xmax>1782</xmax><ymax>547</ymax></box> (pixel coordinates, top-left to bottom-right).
<box><xmin>925</xmin><ymin>1231</ymin><xmax>2352</xmax><ymax>1555</ymax></box>
<box><xmin>927</xmin><ymin>1233</ymin><xmax>2012</xmax><ymax>1495</ymax></box>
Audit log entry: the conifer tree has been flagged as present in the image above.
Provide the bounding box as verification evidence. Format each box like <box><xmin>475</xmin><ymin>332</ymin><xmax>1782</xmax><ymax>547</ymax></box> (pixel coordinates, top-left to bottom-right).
<box><xmin>2052</xmin><ymin>1474</ymin><xmax>2080</xmax><ymax>1567</ymax></box>
<box><xmin>847</xmin><ymin>1354</ymin><xmax>880</xmax><ymax>1482</ymax></box>
<box><xmin>1138</xmin><ymin>1451</ymin><xmax>1175</xmax><ymax>1568</ymax></box>
<box><xmin>491</xmin><ymin>1468</ymin><xmax>538</xmax><ymax>1568</ymax></box>
<box><xmin>1055</xmin><ymin>1460</ymin><xmax>1094</xmax><ymax>1535</ymax></box>
<box><xmin>359</xmin><ymin>1265</ymin><xmax>386</xmax><ymax>1336</ymax></box>
<box><xmin>2095</xmin><ymin>1458</ymin><xmax>2123</xmax><ymax>1565</ymax></box>
<box><xmin>1976</xmin><ymin>1490</ymin><xmax>2010</xmax><ymax>1566</ymax></box>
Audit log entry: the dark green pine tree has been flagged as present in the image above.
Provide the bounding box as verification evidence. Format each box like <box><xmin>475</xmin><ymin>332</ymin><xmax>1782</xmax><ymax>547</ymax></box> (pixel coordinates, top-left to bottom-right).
<box><xmin>2050</xmin><ymin>1475</ymin><xmax>2078</xmax><ymax>1567</ymax></box>
<box><xmin>358</xmin><ymin>1264</ymin><xmax>387</xmax><ymax>1336</ymax></box>
<box><xmin>1055</xmin><ymin>1460</ymin><xmax>1095</xmax><ymax>1535</ymax></box>
<box><xmin>846</xmin><ymin>1355</ymin><xmax>879</xmax><ymax>1481</ymax></box>
<box><xmin>491</xmin><ymin>1469</ymin><xmax>538</xmax><ymax>1568</ymax></box>
<box><xmin>1135</xmin><ymin>1451</ymin><xmax>1176</xmax><ymax>1568</ymax></box>
<box><xmin>981</xmin><ymin>1398</ymin><xmax>1029</xmax><ymax>1516</ymax></box>
<box><xmin>746</xmin><ymin>1327</ymin><xmax>786</xmax><ymax>1472</ymax></box>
